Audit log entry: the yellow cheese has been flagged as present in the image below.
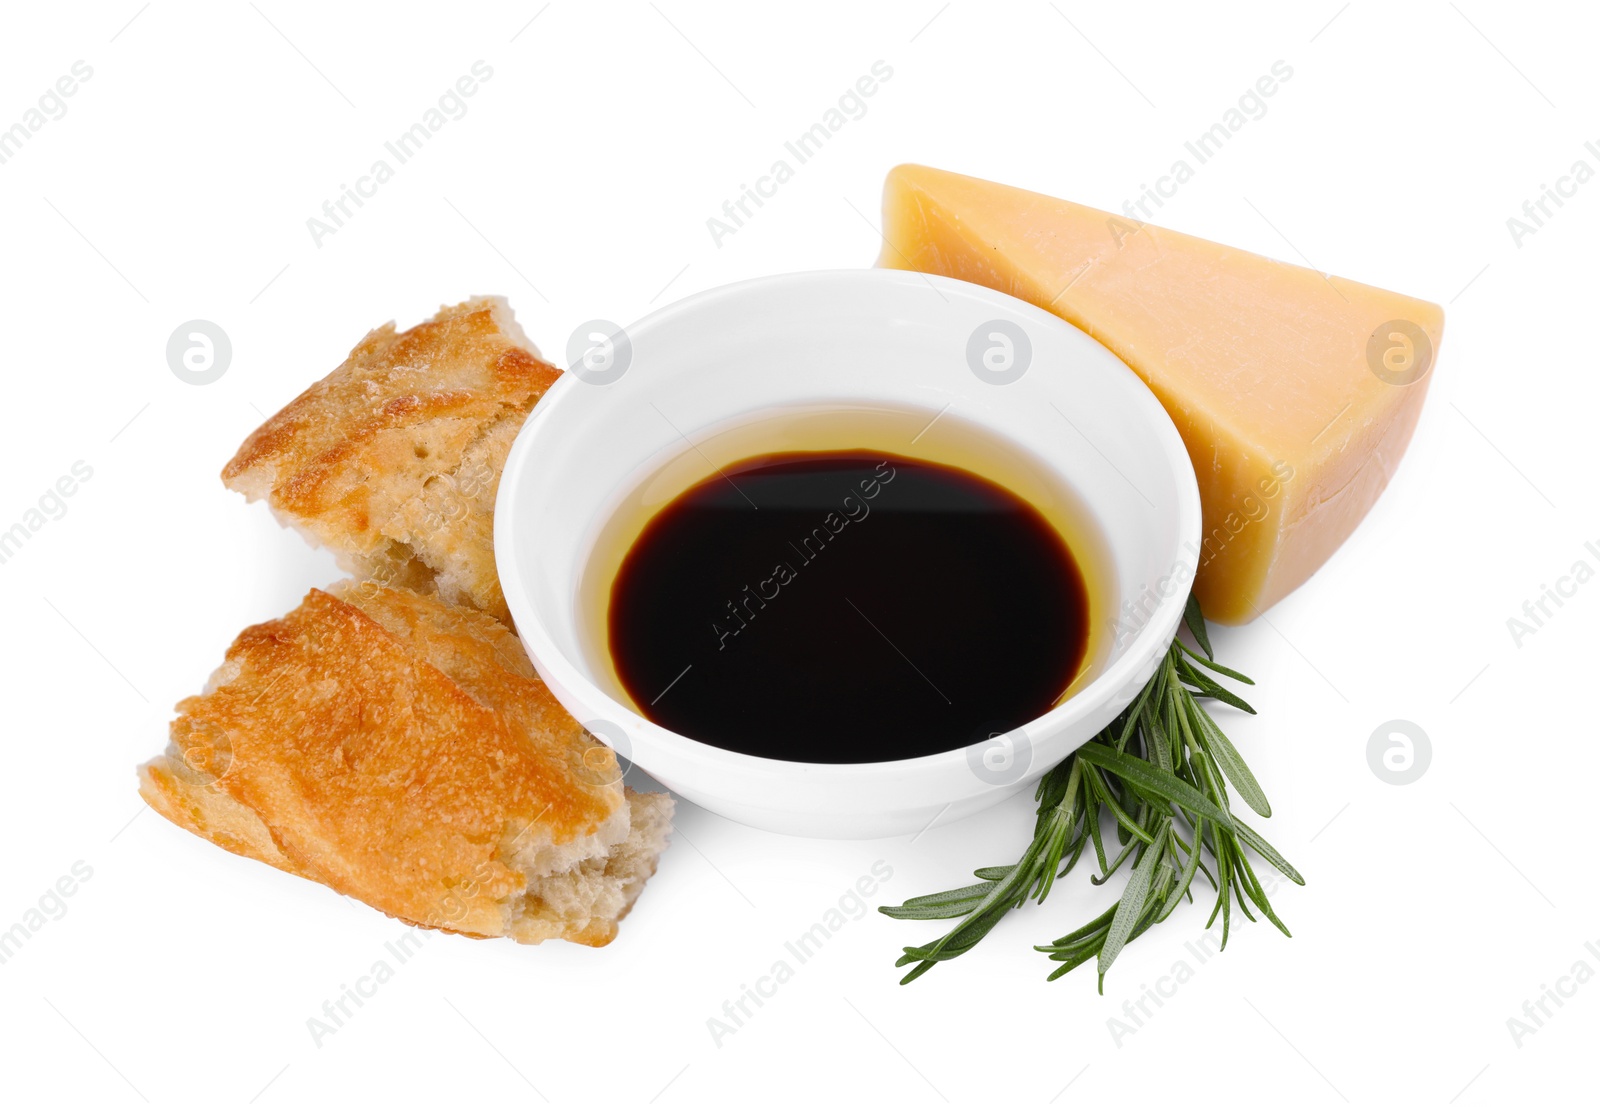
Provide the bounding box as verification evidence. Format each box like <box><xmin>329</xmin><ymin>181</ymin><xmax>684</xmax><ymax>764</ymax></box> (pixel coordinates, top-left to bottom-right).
<box><xmin>878</xmin><ymin>164</ymin><xmax>1444</xmax><ymax>624</ymax></box>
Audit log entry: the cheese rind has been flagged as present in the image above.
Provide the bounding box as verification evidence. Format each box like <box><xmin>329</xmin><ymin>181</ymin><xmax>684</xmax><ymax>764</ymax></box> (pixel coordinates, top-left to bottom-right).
<box><xmin>878</xmin><ymin>165</ymin><xmax>1443</xmax><ymax>623</ymax></box>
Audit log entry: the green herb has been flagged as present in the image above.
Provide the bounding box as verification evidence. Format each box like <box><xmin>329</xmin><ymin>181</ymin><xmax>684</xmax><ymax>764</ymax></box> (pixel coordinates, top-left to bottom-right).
<box><xmin>881</xmin><ymin>593</ymin><xmax>1302</xmax><ymax>991</ymax></box>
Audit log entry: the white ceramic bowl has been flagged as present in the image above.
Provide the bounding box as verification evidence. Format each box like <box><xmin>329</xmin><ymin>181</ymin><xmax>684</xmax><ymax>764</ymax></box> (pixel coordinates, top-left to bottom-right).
<box><xmin>496</xmin><ymin>270</ymin><xmax>1199</xmax><ymax>839</ymax></box>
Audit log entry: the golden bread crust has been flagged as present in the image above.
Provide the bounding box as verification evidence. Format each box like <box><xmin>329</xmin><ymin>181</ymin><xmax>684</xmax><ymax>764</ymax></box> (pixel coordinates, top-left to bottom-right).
<box><xmin>221</xmin><ymin>297</ymin><xmax>561</xmax><ymax>624</ymax></box>
<box><xmin>137</xmin><ymin>584</ymin><xmax>666</xmax><ymax>944</ymax></box>
<box><xmin>138</xmin><ymin>755</ymin><xmax>294</xmax><ymax>872</ymax></box>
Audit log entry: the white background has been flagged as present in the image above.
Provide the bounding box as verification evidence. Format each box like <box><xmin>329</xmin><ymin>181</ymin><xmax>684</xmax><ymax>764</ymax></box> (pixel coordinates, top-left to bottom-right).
<box><xmin>1</xmin><ymin>1</ymin><xmax>1594</xmax><ymax>1103</ymax></box>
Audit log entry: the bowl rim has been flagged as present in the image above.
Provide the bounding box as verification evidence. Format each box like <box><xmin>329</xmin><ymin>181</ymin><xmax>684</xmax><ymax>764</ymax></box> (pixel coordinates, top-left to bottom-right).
<box><xmin>495</xmin><ymin>268</ymin><xmax>1201</xmax><ymax>784</ymax></box>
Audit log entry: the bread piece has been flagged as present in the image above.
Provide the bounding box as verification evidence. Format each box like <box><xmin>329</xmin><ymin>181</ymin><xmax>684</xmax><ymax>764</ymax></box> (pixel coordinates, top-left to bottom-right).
<box><xmin>137</xmin><ymin>582</ymin><xmax>671</xmax><ymax>946</ymax></box>
<box><xmin>221</xmin><ymin>297</ymin><xmax>561</xmax><ymax>625</ymax></box>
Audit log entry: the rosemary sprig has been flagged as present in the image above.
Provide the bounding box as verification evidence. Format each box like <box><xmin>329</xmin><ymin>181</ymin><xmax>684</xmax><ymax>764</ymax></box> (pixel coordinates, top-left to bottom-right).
<box><xmin>881</xmin><ymin>593</ymin><xmax>1302</xmax><ymax>991</ymax></box>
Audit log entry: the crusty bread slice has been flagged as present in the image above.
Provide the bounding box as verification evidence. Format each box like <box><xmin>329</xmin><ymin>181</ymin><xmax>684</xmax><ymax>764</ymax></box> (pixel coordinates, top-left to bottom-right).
<box><xmin>138</xmin><ymin>581</ymin><xmax>671</xmax><ymax>946</ymax></box>
<box><xmin>221</xmin><ymin>297</ymin><xmax>561</xmax><ymax>626</ymax></box>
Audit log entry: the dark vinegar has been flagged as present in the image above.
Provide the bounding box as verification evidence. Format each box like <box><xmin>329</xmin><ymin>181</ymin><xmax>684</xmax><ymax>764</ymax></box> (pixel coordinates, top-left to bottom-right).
<box><xmin>607</xmin><ymin>450</ymin><xmax>1091</xmax><ymax>763</ymax></box>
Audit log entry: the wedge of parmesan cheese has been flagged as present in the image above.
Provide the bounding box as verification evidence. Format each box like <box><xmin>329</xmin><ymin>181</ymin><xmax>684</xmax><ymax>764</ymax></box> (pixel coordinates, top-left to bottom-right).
<box><xmin>879</xmin><ymin>164</ymin><xmax>1444</xmax><ymax>623</ymax></box>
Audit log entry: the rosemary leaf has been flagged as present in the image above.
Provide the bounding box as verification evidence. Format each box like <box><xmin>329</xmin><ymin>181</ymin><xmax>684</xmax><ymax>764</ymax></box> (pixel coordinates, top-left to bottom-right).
<box><xmin>1183</xmin><ymin>592</ymin><xmax>1213</xmax><ymax>658</ymax></box>
<box><xmin>1075</xmin><ymin>743</ymin><xmax>1232</xmax><ymax>827</ymax></box>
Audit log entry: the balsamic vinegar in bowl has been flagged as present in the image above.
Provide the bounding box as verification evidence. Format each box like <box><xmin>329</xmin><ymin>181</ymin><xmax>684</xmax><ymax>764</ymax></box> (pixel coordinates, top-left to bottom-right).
<box><xmin>589</xmin><ymin>407</ymin><xmax>1111</xmax><ymax>764</ymax></box>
